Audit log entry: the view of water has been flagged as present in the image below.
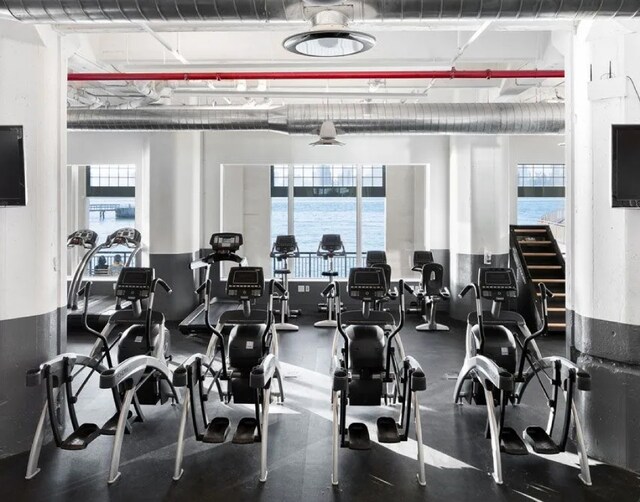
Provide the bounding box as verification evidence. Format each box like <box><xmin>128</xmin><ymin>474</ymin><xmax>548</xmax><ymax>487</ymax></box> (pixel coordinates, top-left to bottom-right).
<box><xmin>271</xmin><ymin>197</ymin><xmax>385</xmax><ymax>252</ymax></box>
<box><xmin>517</xmin><ymin>197</ymin><xmax>565</xmax><ymax>225</ymax></box>
<box><xmin>87</xmin><ymin>197</ymin><xmax>136</xmax><ymax>243</ymax></box>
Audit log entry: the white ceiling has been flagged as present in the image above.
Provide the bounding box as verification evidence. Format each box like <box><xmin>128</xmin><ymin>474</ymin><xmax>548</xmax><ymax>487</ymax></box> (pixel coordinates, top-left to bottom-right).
<box><xmin>64</xmin><ymin>19</ymin><xmax>568</xmax><ymax>109</ymax></box>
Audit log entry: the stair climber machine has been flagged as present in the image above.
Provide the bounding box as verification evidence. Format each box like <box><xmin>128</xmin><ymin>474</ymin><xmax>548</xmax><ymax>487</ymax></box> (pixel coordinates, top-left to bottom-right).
<box><xmin>26</xmin><ymin>267</ymin><xmax>178</xmax><ymax>484</ymax></box>
<box><xmin>326</xmin><ymin>267</ymin><xmax>428</xmax><ymax>487</ymax></box>
<box><xmin>172</xmin><ymin>266</ymin><xmax>285</xmax><ymax>483</ymax></box>
<box><xmin>270</xmin><ymin>235</ymin><xmax>302</xmax><ymax>331</ymax></box>
<box><xmin>316</xmin><ymin>234</ymin><xmax>346</xmax><ymax>328</ymax></box>
<box><xmin>67</xmin><ymin>227</ymin><xmax>143</xmax><ymax>329</ymax></box>
<box><xmin>453</xmin><ymin>267</ymin><xmax>592</xmax><ymax>486</ymax></box>
<box><xmin>407</xmin><ymin>262</ymin><xmax>450</xmax><ymax>332</ymax></box>
<box><xmin>179</xmin><ymin>232</ymin><xmax>247</xmax><ymax>336</ymax></box>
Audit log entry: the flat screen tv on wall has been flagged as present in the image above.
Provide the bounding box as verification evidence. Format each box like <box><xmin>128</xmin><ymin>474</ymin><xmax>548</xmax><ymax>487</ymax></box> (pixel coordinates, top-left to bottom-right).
<box><xmin>612</xmin><ymin>124</ymin><xmax>640</xmax><ymax>208</ymax></box>
<box><xmin>0</xmin><ymin>126</ymin><xmax>26</xmax><ymax>206</ymax></box>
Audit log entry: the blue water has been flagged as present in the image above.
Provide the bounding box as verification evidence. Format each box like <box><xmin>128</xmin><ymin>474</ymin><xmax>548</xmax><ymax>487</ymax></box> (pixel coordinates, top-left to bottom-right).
<box><xmin>87</xmin><ymin>197</ymin><xmax>136</xmax><ymax>244</ymax></box>
<box><xmin>271</xmin><ymin>197</ymin><xmax>385</xmax><ymax>252</ymax></box>
<box><xmin>517</xmin><ymin>197</ymin><xmax>565</xmax><ymax>225</ymax></box>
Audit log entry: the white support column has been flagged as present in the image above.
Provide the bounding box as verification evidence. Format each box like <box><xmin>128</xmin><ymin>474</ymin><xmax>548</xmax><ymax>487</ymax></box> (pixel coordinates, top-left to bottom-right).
<box><xmin>0</xmin><ymin>23</ymin><xmax>66</xmax><ymax>457</ymax></box>
<box><xmin>567</xmin><ymin>19</ymin><xmax>640</xmax><ymax>472</ymax></box>
<box><xmin>449</xmin><ymin>136</ymin><xmax>510</xmax><ymax>320</ymax></box>
<box><xmin>148</xmin><ymin>132</ymin><xmax>202</xmax><ymax>320</ymax></box>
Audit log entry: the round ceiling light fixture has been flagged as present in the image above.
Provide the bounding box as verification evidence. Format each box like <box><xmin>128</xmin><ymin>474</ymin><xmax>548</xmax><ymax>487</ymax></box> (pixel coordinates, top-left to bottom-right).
<box><xmin>283</xmin><ymin>10</ymin><xmax>375</xmax><ymax>58</ymax></box>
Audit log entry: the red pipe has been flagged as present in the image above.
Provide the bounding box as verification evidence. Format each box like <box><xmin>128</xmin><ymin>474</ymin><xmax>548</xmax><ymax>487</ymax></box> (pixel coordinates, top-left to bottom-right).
<box><xmin>67</xmin><ymin>69</ymin><xmax>564</xmax><ymax>82</ymax></box>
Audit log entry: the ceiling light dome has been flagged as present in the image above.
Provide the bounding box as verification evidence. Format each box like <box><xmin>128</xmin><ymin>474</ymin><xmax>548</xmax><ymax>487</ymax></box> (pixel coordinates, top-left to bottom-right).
<box><xmin>283</xmin><ymin>10</ymin><xmax>375</xmax><ymax>58</ymax></box>
<box><xmin>310</xmin><ymin>120</ymin><xmax>344</xmax><ymax>146</ymax></box>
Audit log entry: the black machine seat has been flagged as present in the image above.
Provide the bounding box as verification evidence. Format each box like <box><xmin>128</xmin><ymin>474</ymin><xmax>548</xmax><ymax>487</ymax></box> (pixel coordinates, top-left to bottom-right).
<box><xmin>412</xmin><ymin>250</ymin><xmax>434</xmax><ymax>272</ymax></box>
<box><xmin>470</xmin><ymin>324</ymin><xmax>517</xmax><ymax>374</ymax></box>
<box><xmin>421</xmin><ymin>263</ymin><xmax>449</xmax><ymax>299</ymax></box>
<box><xmin>219</xmin><ymin>309</ymin><xmax>269</xmax><ymax>326</ymax></box>
<box><xmin>229</xmin><ymin>324</ymin><xmax>267</xmax><ymax>370</ymax></box>
<box><xmin>345</xmin><ymin>325</ymin><xmax>385</xmax><ymax>371</ymax></box>
<box><xmin>342</xmin><ymin>310</ymin><xmax>395</xmax><ymax>327</ymax></box>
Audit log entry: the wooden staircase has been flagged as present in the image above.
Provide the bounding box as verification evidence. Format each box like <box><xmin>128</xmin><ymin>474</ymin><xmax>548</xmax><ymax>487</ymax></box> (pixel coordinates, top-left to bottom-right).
<box><xmin>510</xmin><ymin>225</ymin><xmax>566</xmax><ymax>334</ymax></box>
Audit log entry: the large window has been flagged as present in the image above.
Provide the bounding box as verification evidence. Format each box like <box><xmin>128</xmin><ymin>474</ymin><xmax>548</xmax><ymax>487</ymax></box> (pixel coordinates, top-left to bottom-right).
<box><xmin>271</xmin><ymin>165</ymin><xmax>385</xmax><ymax>278</ymax></box>
<box><xmin>516</xmin><ymin>163</ymin><xmax>565</xmax><ymax>247</ymax></box>
<box><xmin>86</xmin><ymin>165</ymin><xmax>137</xmax><ymax>276</ymax></box>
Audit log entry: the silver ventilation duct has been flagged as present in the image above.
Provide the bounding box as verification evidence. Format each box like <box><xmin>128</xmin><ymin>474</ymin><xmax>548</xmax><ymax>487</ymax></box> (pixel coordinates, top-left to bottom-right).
<box><xmin>0</xmin><ymin>0</ymin><xmax>637</xmax><ymax>22</ymax></box>
<box><xmin>67</xmin><ymin>103</ymin><xmax>564</xmax><ymax>134</ymax></box>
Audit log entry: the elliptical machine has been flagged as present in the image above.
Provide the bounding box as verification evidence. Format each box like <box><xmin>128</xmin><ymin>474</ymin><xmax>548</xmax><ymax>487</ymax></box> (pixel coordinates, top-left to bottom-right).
<box><xmin>315</xmin><ymin>234</ymin><xmax>345</xmax><ymax>328</ymax></box>
<box><xmin>270</xmin><ymin>234</ymin><xmax>301</xmax><ymax>331</ymax></box>
<box><xmin>453</xmin><ymin>267</ymin><xmax>592</xmax><ymax>486</ymax></box>
<box><xmin>26</xmin><ymin>267</ymin><xmax>178</xmax><ymax>484</ymax></box>
<box><xmin>173</xmin><ymin>266</ymin><xmax>285</xmax><ymax>483</ymax></box>
<box><xmin>326</xmin><ymin>268</ymin><xmax>427</xmax><ymax>487</ymax></box>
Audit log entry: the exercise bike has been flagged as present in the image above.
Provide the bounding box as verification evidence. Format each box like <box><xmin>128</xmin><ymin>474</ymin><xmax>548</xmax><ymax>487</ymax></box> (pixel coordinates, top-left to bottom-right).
<box><xmin>270</xmin><ymin>234</ymin><xmax>301</xmax><ymax>331</ymax></box>
<box><xmin>453</xmin><ymin>267</ymin><xmax>592</xmax><ymax>485</ymax></box>
<box><xmin>316</xmin><ymin>234</ymin><xmax>346</xmax><ymax>328</ymax></box>
<box><xmin>173</xmin><ymin>266</ymin><xmax>285</xmax><ymax>483</ymax></box>
<box><xmin>327</xmin><ymin>267</ymin><xmax>427</xmax><ymax>487</ymax></box>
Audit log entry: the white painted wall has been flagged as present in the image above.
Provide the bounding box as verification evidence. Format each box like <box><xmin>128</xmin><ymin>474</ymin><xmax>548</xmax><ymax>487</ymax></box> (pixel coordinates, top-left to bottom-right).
<box><xmin>450</xmin><ymin>136</ymin><xmax>510</xmax><ymax>257</ymax></box>
<box><xmin>67</xmin><ymin>131</ymin><xmax>151</xmax><ymax>262</ymax></box>
<box><xmin>0</xmin><ymin>26</ymin><xmax>66</xmax><ymax>319</ymax></box>
<box><xmin>148</xmin><ymin>132</ymin><xmax>202</xmax><ymax>254</ymax></box>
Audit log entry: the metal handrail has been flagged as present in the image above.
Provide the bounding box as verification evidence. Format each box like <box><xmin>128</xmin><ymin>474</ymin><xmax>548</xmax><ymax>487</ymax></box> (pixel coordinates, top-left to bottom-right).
<box><xmin>270</xmin><ymin>251</ymin><xmax>365</xmax><ymax>278</ymax></box>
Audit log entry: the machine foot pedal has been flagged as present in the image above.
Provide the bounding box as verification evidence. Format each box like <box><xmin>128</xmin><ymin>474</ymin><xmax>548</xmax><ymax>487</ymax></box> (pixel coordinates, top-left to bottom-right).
<box><xmin>203</xmin><ymin>417</ymin><xmax>230</xmax><ymax>444</ymax></box>
<box><xmin>61</xmin><ymin>423</ymin><xmax>101</xmax><ymax>450</ymax></box>
<box><xmin>232</xmin><ymin>417</ymin><xmax>257</xmax><ymax>444</ymax></box>
<box><xmin>376</xmin><ymin>417</ymin><xmax>400</xmax><ymax>443</ymax></box>
<box><xmin>347</xmin><ymin>423</ymin><xmax>371</xmax><ymax>450</ymax></box>
<box><xmin>523</xmin><ymin>426</ymin><xmax>560</xmax><ymax>455</ymax></box>
<box><xmin>500</xmin><ymin>427</ymin><xmax>529</xmax><ymax>455</ymax></box>
<box><xmin>101</xmin><ymin>411</ymin><xmax>134</xmax><ymax>435</ymax></box>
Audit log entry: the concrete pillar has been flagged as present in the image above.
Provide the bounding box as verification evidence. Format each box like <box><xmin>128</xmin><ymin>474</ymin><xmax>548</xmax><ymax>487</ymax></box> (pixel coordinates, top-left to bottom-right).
<box><xmin>0</xmin><ymin>24</ymin><xmax>66</xmax><ymax>457</ymax></box>
<box><xmin>449</xmin><ymin>136</ymin><xmax>510</xmax><ymax>320</ymax></box>
<box><xmin>148</xmin><ymin>132</ymin><xmax>202</xmax><ymax>320</ymax></box>
<box><xmin>567</xmin><ymin>19</ymin><xmax>640</xmax><ymax>472</ymax></box>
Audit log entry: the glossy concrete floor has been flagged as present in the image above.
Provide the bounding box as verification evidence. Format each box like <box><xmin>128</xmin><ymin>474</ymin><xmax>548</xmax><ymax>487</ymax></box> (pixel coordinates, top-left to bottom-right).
<box><xmin>2</xmin><ymin>311</ymin><xmax>639</xmax><ymax>502</ymax></box>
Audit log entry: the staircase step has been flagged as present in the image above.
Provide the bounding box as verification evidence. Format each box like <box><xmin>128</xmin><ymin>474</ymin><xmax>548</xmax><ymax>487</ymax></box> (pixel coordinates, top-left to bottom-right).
<box><xmin>548</xmin><ymin>307</ymin><xmax>565</xmax><ymax>312</ymax></box>
<box><xmin>549</xmin><ymin>323</ymin><xmax>566</xmax><ymax>329</ymax></box>
<box><xmin>538</xmin><ymin>292</ymin><xmax>565</xmax><ymax>297</ymax></box>
<box><xmin>520</xmin><ymin>241</ymin><xmax>553</xmax><ymax>245</ymax></box>
<box><xmin>514</xmin><ymin>229</ymin><xmax>547</xmax><ymax>233</ymax></box>
<box><xmin>524</xmin><ymin>252</ymin><xmax>556</xmax><ymax>257</ymax></box>
<box><xmin>535</xmin><ymin>278</ymin><xmax>565</xmax><ymax>283</ymax></box>
<box><xmin>528</xmin><ymin>265</ymin><xmax>562</xmax><ymax>270</ymax></box>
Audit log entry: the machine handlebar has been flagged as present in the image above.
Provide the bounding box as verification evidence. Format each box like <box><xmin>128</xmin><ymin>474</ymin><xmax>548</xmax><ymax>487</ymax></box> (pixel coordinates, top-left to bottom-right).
<box><xmin>154</xmin><ymin>278</ymin><xmax>172</xmax><ymax>295</ymax></box>
<box><xmin>321</xmin><ymin>282</ymin><xmax>336</xmax><ymax>298</ymax></box>
<box><xmin>269</xmin><ymin>278</ymin><xmax>286</xmax><ymax>296</ymax></box>
<box><xmin>458</xmin><ymin>283</ymin><xmax>479</xmax><ymax>299</ymax></box>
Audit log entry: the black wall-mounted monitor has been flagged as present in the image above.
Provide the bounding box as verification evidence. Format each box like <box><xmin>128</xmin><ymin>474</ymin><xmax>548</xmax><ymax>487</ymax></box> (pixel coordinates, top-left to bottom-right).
<box><xmin>612</xmin><ymin>125</ymin><xmax>640</xmax><ymax>208</ymax></box>
<box><xmin>0</xmin><ymin>126</ymin><xmax>26</xmax><ymax>206</ymax></box>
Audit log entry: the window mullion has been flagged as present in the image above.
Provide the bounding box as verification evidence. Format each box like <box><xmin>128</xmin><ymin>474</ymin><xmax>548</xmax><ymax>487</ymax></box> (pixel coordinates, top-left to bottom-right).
<box><xmin>288</xmin><ymin>164</ymin><xmax>295</xmax><ymax>235</ymax></box>
<box><xmin>356</xmin><ymin>165</ymin><xmax>362</xmax><ymax>266</ymax></box>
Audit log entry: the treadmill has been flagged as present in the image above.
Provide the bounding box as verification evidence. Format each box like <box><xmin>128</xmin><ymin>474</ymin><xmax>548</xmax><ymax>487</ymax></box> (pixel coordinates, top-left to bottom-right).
<box><xmin>179</xmin><ymin>232</ymin><xmax>247</xmax><ymax>336</ymax></box>
<box><xmin>67</xmin><ymin>228</ymin><xmax>142</xmax><ymax>330</ymax></box>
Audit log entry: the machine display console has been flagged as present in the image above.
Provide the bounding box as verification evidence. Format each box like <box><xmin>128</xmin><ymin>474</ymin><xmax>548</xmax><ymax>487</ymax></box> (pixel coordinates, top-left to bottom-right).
<box><xmin>348</xmin><ymin>267</ymin><xmax>387</xmax><ymax>301</ymax></box>
<box><xmin>274</xmin><ymin>235</ymin><xmax>299</xmax><ymax>255</ymax></box>
<box><xmin>116</xmin><ymin>267</ymin><xmax>154</xmax><ymax>300</ymax></box>
<box><xmin>478</xmin><ymin>268</ymin><xmax>517</xmax><ymax>301</ymax></box>
<box><xmin>106</xmin><ymin>228</ymin><xmax>142</xmax><ymax>247</ymax></box>
<box><xmin>365</xmin><ymin>250</ymin><xmax>387</xmax><ymax>267</ymax></box>
<box><xmin>67</xmin><ymin>229</ymin><xmax>98</xmax><ymax>249</ymax></box>
<box><xmin>210</xmin><ymin>233</ymin><xmax>243</xmax><ymax>252</ymax></box>
<box><xmin>226</xmin><ymin>266</ymin><xmax>264</xmax><ymax>300</ymax></box>
<box><xmin>319</xmin><ymin>234</ymin><xmax>344</xmax><ymax>254</ymax></box>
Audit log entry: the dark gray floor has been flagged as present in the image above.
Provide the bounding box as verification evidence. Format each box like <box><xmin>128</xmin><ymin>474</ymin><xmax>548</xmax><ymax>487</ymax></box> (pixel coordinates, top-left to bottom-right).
<box><xmin>2</xmin><ymin>311</ymin><xmax>639</xmax><ymax>502</ymax></box>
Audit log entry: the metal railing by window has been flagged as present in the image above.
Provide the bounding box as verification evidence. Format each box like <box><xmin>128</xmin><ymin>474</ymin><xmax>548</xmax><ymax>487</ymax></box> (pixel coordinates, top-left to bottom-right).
<box><xmin>87</xmin><ymin>251</ymin><xmax>135</xmax><ymax>277</ymax></box>
<box><xmin>272</xmin><ymin>252</ymin><xmax>364</xmax><ymax>279</ymax></box>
